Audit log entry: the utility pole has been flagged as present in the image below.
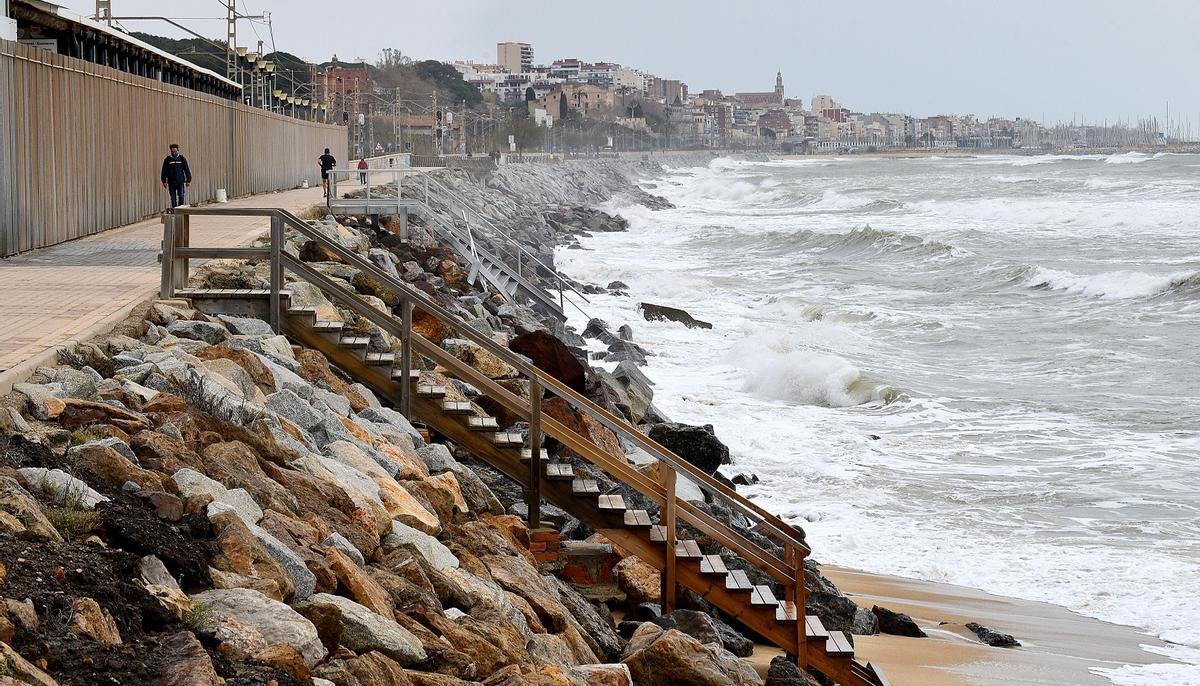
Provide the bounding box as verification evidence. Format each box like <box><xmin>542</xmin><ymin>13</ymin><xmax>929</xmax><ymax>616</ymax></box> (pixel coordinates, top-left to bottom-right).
<box><xmin>94</xmin><ymin>0</ymin><xmax>112</xmax><ymax>25</ymax></box>
<box><xmin>225</xmin><ymin>0</ymin><xmax>237</xmax><ymax>82</ymax></box>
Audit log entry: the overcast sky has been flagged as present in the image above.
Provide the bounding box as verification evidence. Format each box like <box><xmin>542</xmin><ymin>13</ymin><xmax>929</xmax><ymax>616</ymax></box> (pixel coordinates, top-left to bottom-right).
<box><xmin>62</xmin><ymin>0</ymin><xmax>1200</xmax><ymax>124</ymax></box>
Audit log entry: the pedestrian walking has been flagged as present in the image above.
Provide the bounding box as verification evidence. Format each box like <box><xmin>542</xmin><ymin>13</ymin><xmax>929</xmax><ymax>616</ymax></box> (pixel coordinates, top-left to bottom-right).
<box><xmin>160</xmin><ymin>144</ymin><xmax>192</xmax><ymax>208</ymax></box>
<box><xmin>357</xmin><ymin>158</ymin><xmax>369</xmax><ymax>184</ymax></box>
<box><xmin>318</xmin><ymin>148</ymin><xmax>336</xmax><ymax>198</ymax></box>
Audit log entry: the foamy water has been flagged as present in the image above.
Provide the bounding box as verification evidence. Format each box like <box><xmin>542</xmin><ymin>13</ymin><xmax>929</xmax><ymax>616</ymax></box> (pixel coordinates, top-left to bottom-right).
<box><xmin>558</xmin><ymin>153</ymin><xmax>1200</xmax><ymax>685</ymax></box>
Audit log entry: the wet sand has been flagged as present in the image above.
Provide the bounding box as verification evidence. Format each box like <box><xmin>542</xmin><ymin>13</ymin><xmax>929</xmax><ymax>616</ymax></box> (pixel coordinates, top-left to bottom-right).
<box><xmin>749</xmin><ymin>566</ymin><xmax>1173</xmax><ymax>685</ymax></box>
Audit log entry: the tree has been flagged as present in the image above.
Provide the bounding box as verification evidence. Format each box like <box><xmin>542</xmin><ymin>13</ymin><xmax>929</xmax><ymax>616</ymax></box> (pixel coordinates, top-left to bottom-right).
<box><xmin>525</xmin><ymin>87</ymin><xmax>536</xmax><ymax>102</ymax></box>
<box><xmin>558</xmin><ymin>92</ymin><xmax>568</xmax><ymax>120</ymax></box>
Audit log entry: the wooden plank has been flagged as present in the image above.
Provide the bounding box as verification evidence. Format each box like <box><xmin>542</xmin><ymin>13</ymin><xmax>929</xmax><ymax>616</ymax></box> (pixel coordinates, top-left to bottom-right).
<box><xmin>675</xmin><ymin>539</ymin><xmax>702</xmax><ymax>559</ymax></box>
<box><xmin>726</xmin><ymin>569</ymin><xmax>753</xmax><ymax>591</ymax></box>
<box><xmin>750</xmin><ymin>584</ymin><xmax>777</xmax><ymax>606</ymax></box>
<box><xmin>545</xmin><ymin>463</ymin><xmax>573</xmax><ymax>480</ymax></box>
<box><xmin>805</xmin><ymin>615</ymin><xmax>831</xmax><ymax>640</ymax></box>
<box><xmin>623</xmin><ymin>509</ymin><xmax>652</xmax><ymax>527</ymax></box>
<box><xmin>700</xmin><ymin>555</ymin><xmax>728</xmax><ymax>575</ymax></box>
<box><xmin>597</xmin><ymin>494</ymin><xmax>626</xmax><ymax>511</ymax></box>
<box><xmin>571</xmin><ymin>479</ymin><xmax>599</xmax><ymax>495</ymax></box>
<box><xmin>825</xmin><ymin>631</ymin><xmax>854</xmax><ymax>657</ymax></box>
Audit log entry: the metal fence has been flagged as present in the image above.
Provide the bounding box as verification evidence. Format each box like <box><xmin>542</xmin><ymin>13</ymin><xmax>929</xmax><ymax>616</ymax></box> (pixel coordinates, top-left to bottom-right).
<box><xmin>0</xmin><ymin>38</ymin><xmax>344</xmax><ymax>257</ymax></box>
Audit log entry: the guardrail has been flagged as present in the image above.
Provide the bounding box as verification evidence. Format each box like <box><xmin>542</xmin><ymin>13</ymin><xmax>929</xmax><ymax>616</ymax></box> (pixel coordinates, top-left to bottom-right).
<box><xmin>160</xmin><ymin>205</ymin><xmax>811</xmax><ymax>615</ymax></box>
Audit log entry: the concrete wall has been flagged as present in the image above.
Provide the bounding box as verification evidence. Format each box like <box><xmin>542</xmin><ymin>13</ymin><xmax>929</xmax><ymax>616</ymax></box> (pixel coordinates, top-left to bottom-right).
<box><xmin>0</xmin><ymin>38</ymin><xmax>344</xmax><ymax>257</ymax></box>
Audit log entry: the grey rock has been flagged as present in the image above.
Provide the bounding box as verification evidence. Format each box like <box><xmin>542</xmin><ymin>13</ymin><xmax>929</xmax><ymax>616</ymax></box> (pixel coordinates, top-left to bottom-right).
<box><xmin>349</xmin><ymin>382</ymin><xmax>381</xmax><ymax>409</ymax></box>
<box><xmin>265</xmin><ymin>389</ymin><xmax>323</xmax><ymax>430</ymax></box>
<box><xmin>639</xmin><ymin>302</ymin><xmax>713</xmax><ymax>329</ymax></box>
<box><xmin>765</xmin><ymin>655</ymin><xmax>822</xmax><ymax>686</ymax></box>
<box><xmin>312</xmin><ymin>387</ymin><xmax>352</xmax><ymax>417</ymax></box>
<box><xmin>966</xmin><ymin>622</ymin><xmax>1020</xmax><ymax>647</ymax></box>
<box><xmin>140</xmin><ymin>555</ymin><xmax>180</xmax><ymax>590</ymax></box>
<box><xmin>17</xmin><ymin>467</ymin><xmax>109</xmax><ymax>509</ymax></box>
<box><xmin>217</xmin><ymin>314</ymin><xmax>275</xmax><ymax>336</ymax></box>
<box><xmin>174</xmin><ymin>468</ymin><xmax>263</xmax><ymax>525</ymax></box>
<box><xmin>297</xmin><ymin>593</ymin><xmax>426</xmax><ymax>665</ymax></box>
<box><xmin>166</xmin><ymin>319</ymin><xmax>230</xmax><ymax>344</ymax></box>
<box><xmin>249</xmin><ymin>519</ymin><xmax>317</xmax><ymax>600</ymax></box>
<box><xmin>190</xmin><ymin>587</ymin><xmax>326</xmax><ymax>666</ymax></box>
<box><xmin>71</xmin><ymin>437</ymin><xmax>138</xmax><ymax>464</ymax></box>
<box><xmin>13</xmin><ymin>382</ymin><xmax>64</xmax><ymax>420</ymax></box>
<box><xmin>359</xmin><ymin>406</ymin><xmax>421</xmax><ymax>442</ymax></box>
<box><xmin>872</xmin><ymin>604</ymin><xmax>926</xmax><ymax>638</ymax></box>
<box><xmin>323</xmin><ymin>532</ymin><xmax>365</xmax><ymax>567</ymax></box>
<box><xmin>382</xmin><ymin>521</ymin><xmax>460</xmax><ymax>571</ymax></box>
<box><xmin>852</xmin><ymin>606</ymin><xmax>879</xmax><ymax>635</ymax></box>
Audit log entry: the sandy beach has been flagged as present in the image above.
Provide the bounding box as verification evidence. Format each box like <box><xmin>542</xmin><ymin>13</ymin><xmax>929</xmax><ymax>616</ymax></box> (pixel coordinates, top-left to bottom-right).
<box><xmin>748</xmin><ymin>566</ymin><xmax>1173</xmax><ymax>685</ymax></box>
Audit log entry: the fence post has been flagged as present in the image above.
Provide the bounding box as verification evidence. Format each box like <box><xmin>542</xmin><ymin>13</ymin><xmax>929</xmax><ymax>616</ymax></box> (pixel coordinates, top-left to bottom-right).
<box><xmin>160</xmin><ymin>213</ymin><xmax>175</xmax><ymax>299</ymax></box>
<box><xmin>399</xmin><ymin>207</ymin><xmax>409</xmax><ymax>242</ymax></box>
<box><xmin>525</xmin><ymin>378</ymin><xmax>543</xmax><ymax>529</ymax></box>
<box><xmin>400</xmin><ymin>298</ymin><xmax>413</xmax><ymax>418</ymax></box>
<box><xmin>173</xmin><ymin>213</ymin><xmax>190</xmax><ymax>289</ymax></box>
<box><xmin>794</xmin><ymin>545</ymin><xmax>808</xmax><ymax>669</ymax></box>
<box><xmin>662</xmin><ymin>466</ymin><xmax>677</xmax><ymax>612</ymax></box>
<box><xmin>269</xmin><ymin>214</ymin><xmax>283</xmax><ymax>333</ymax></box>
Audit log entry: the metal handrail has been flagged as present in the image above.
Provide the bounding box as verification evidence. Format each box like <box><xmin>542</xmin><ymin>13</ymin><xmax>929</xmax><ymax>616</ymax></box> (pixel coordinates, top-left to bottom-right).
<box><xmin>404</xmin><ymin>174</ymin><xmax>594</xmax><ymax>316</ymax></box>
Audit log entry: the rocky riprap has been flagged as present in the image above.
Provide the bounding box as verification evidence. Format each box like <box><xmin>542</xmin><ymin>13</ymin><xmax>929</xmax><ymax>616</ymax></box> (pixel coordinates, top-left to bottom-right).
<box><xmin>0</xmin><ymin>157</ymin><xmax>915</xmax><ymax>685</ymax></box>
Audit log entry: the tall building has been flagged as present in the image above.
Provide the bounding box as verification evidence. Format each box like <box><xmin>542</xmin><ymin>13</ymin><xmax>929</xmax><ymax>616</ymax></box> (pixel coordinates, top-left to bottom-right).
<box><xmin>497</xmin><ymin>42</ymin><xmax>533</xmax><ymax>73</ymax></box>
<box><xmin>775</xmin><ymin>71</ymin><xmax>784</xmax><ymax>100</ymax></box>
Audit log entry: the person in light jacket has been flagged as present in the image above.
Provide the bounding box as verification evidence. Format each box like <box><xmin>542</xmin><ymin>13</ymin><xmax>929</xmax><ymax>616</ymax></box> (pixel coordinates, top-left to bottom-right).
<box><xmin>160</xmin><ymin>144</ymin><xmax>192</xmax><ymax>208</ymax></box>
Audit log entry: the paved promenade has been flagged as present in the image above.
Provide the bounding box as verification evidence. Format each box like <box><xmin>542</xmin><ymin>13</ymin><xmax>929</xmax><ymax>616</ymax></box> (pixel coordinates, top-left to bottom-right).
<box><xmin>0</xmin><ymin>187</ymin><xmax>325</xmax><ymax>390</ymax></box>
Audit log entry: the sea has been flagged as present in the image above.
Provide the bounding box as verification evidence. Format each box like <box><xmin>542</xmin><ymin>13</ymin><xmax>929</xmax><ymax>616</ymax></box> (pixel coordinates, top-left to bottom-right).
<box><xmin>557</xmin><ymin>152</ymin><xmax>1200</xmax><ymax>685</ymax></box>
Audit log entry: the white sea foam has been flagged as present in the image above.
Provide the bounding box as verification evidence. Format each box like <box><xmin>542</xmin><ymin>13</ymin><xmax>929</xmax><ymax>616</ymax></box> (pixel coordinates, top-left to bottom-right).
<box><xmin>1105</xmin><ymin>151</ymin><xmax>1152</xmax><ymax>164</ymax></box>
<box><xmin>1024</xmin><ymin>266</ymin><xmax>1199</xmax><ymax>299</ymax></box>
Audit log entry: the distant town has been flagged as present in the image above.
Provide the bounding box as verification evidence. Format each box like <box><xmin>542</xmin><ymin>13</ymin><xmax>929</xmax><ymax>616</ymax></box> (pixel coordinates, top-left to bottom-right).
<box><xmin>324</xmin><ymin>40</ymin><xmax>1184</xmax><ymax>156</ymax></box>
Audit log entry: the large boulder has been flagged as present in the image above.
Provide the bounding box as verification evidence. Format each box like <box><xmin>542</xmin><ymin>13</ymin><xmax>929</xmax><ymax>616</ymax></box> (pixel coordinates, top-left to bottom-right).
<box><xmin>764</xmin><ymin>655</ymin><xmax>822</xmax><ymax>686</ymax></box>
<box><xmin>621</xmin><ymin>623</ymin><xmax>761</xmax><ymax>686</ymax></box>
<box><xmin>296</xmin><ymin>593</ymin><xmax>426</xmax><ymax>665</ymax></box>
<box><xmin>509</xmin><ymin>329</ymin><xmax>586</xmax><ymax>393</ymax></box>
<box><xmin>804</xmin><ymin>562</ymin><xmax>858</xmax><ymax>637</ymax></box>
<box><xmin>167</xmin><ymin>319</ymin><xmax>231</xmax><ymax>344</ymax></box>
<box><xmin>872</xmin><ymin>605</ymin><xmax>926</xmax><ymax>638</ymax></box>
<box><xmin>615</xmin><ymin>556</ymin><xmax>660</xmax><ymax>606</ymax></box>
<box><xmin>652</xmin><ymin>609</ymin><xmax>753</xmax><ymax>658</ymax></box>
<box><xmin>442</xmin><ymin>338</ymin><xmax>516</xmax><ymax>379</ymax></box>
<box><xmin>639</xmin><ymin>303</ymin><xmax>712</xmax><ymax>330</ymax></box>
<box><xmin>17</xmin><ymin>467</ymin><xmax>109</xmax><ymax>509</ymax></box>
<box><xmin>647</xmin><ymin>423</ymin><xmax>731</xmax><ymax>474</ymax></box>
<box><xmin>190</xmin><ymin>587</ymin><xmax>327</xmax><ymax>666</ymax></box>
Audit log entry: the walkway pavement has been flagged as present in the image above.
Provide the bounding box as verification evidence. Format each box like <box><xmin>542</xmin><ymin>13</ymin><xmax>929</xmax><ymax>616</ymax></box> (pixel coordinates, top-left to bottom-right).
<box><xmin>0</xmin><ymin>186</ymin><xmax>325</xmax><ymax>391</ymax></box>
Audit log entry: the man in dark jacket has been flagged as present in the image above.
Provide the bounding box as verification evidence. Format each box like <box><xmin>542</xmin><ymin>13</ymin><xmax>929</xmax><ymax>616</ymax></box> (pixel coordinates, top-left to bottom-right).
<box><xmin>160</xmin><ymin>144</ymin><xmax>192</xmax><ymax>208</ymax></box>
<box><xmin>318</xmin><ymin>148</ymin><xmax>336</xmax><ymax>197</ymax></box>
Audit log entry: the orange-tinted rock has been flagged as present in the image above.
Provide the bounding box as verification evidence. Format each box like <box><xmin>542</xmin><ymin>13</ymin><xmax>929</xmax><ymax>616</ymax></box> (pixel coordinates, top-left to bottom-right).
<box><xmin>325</xmin><ymin>547</ymin><xmax>395</xmax><ymax>619</ymax></box>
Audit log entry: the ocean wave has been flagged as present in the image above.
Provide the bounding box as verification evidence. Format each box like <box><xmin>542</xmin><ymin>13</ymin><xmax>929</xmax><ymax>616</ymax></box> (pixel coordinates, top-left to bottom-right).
<box><xmin>728</xmin><ymin>333</ymin><xmax>896</xmax><ymax>407</ymax></box>
<box><xmin>805</xmin><ymin>189</ymin><xmax>903</xmax><ymax>211</ymax></box>
<box><xmin>1105</xmin><ymin>151</ymin><xmax>1152</xmax><ymax>165</ymax></box>
<box><xmin>1018</xmin><ymin>265</ymin><xmax>1200</xmax><ymax>299</ymax></box>
<box><xmin>745</xmin><ymin>225</ymin><xmax>961</xmax><ymax>260</ymax></box>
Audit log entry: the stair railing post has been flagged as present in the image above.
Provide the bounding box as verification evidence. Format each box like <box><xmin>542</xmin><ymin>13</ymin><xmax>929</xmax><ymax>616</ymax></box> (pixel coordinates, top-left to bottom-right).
<box><xmin>400</xmin><ymin>298</ymin><xmax>413</xmax><ymax>417</ymax></box>
<box><xmin>160</xmin><ymin>213</ymin><xmax>175</xmax><ymax>299</ymax></box>
<box><xmin>662</xmin><ymin>465</ymin><xmax>677</xmax><ymax>613</ymax></box>
<box><xmin>790</xmin><ymin>543</ymin><xmax>808</xmax><ymax>669</ymax></box>
<box><xmin>527</xmin><ymin>378</ymin><xmax>543</xmax><ymax>529</ymax></box>
<box><xmin>269</xmin><ymin>213</ymin><xmax>283</xmax><ymax>333</ymax></box>
<box><xmin>173</xmin><ymin>213</ymin><xmax>190</xmax><ymax>290</ymax></box>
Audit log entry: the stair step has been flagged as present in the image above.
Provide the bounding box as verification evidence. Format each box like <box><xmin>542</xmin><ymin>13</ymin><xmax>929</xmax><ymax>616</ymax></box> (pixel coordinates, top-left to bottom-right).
<box><xmin>571</xmin><ymin>479</ymin><xmax>600</xmax><ymax>495</ymax></box>
<box><xmin>776</xmin><ymin>601</ymin><xmax>799</xmax><ymax>623</ymax></box>
<box><xmin>519</xmin><ymin>448</ymin><xmax>549</xmax><ymax>462</ymax></box>
<box><xmin>178</xmin><ymin>288</ymin><xmax>291</xmax><ymax>299</ymax></box>
<box><xmin>286</xmin><ymin>306</ymin><xmax>317</xmax><ymax>317</ymax></box>
<box><xmin>312</xmin><ymin>320</ymin><xmax>345</xmax><ymax>332</ymax></box>
<box><xmin>805</xmin><ymin>615</ymin><xmax>831</xmax><ymax>640</ymax></box>
<box><xmin>825</xmin><ymin>631</ymin><xmax>854</xmax><ymax>657</ymax></box>
<box><xmin>649</xmin><ymin>525</ymin><xmax>668</xmax><ymax>543</ymax></box>
<box><xmin>699</xmin><ymin>555</ymin><xmax>728</xmax><ymax>576</ymax></box>
<box><xmin>415</xmin><ymin>383</ymin><xmax>446</xmax><ymax>398</ymax></box>
<box><xmin>365</xmin><ymin>352</ymin><xmax>395</xmax><ymax>365</ymax></box>
<box><xmin>467</xmin><ymin>416</ymin><xmax>499</xmax><ymax>431</ymax></box>
<box><xmin>442</xmin><ymin>400</ymin><xmax>473</xmax><ymax>415</ymax></box>
<box><xmin>675</xmin><ymin>539</ymin><xmax>702</xmax><ymax>559</ymax></box>
<box><xmin>339</xmin><ymin>336</ymin><xmax>371</xmax><ymax>348</ymax></box>
<box><xmin>545</xmin><ymin>463</ymin><xmax>574</xmax><ymax>480</ymax></box>
<box><xmin>750</xmin><ymin>584</ymin><xmax>778</xmax><ymax>607</ymax></box>
<box><xmin>597</xmin><ymin>494</ymin><xmax>626</xmax><ymax>511</ymax></box>
<box><xmin>725</xmin><ymin>569</ymin><xmax>753</xmax><ymax>592</ymax></box>
<box><xmin>493</xmin><ymin>432</ymin><xmax>523</xmax><ymax>447</ymax></box>
<box><xmin>623</xmin><ymin>509</ymin><xmax>652</xmax><ymax>527</ymax></box>
<box><xmin>393</xmin><ymin>368</ymin><xmax>423</xmax><ymax>382</ymax></box>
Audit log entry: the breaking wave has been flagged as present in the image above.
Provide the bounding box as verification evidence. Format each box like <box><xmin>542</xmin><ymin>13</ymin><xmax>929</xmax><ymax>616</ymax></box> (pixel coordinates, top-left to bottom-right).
<box><xmin>1018</xmin><ymin>265</ymin><xmax>1200</xmax><ymax>299</ymax></box>
<box><xmin>728</xmin><ymin>332</ymin><xmax>897</xmax><ymax>407</ymax></box>
<box><xmin>746</xmin><ymin>226</ymin><xmax>960</xmax><ymax>259</ymax></box>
